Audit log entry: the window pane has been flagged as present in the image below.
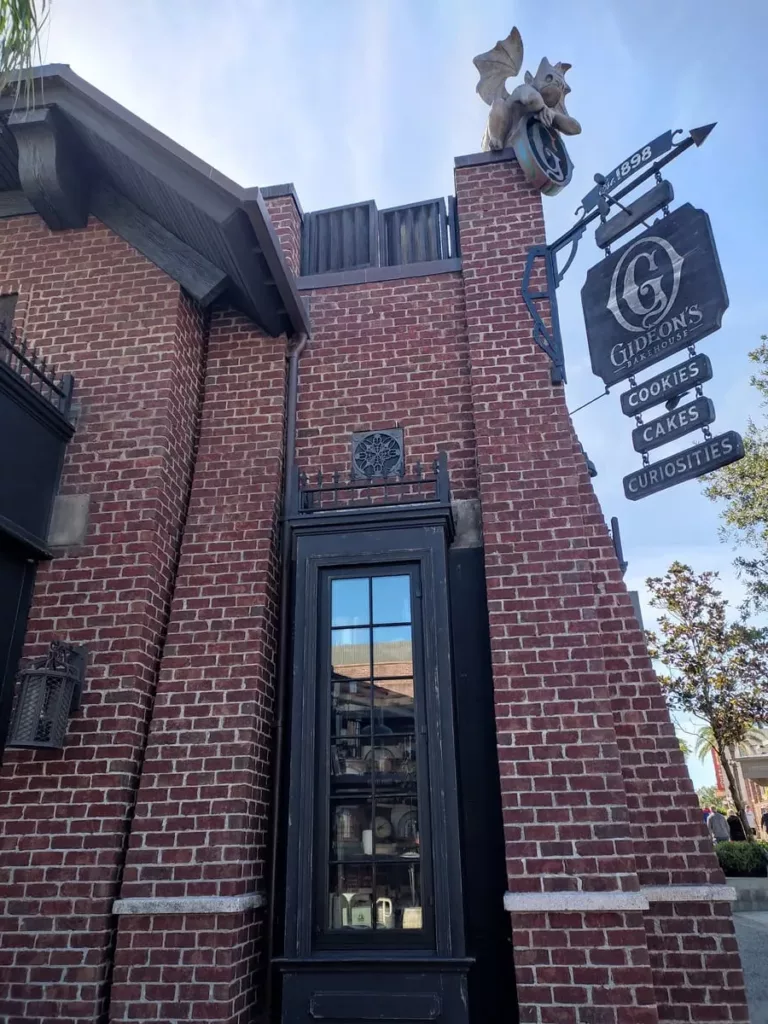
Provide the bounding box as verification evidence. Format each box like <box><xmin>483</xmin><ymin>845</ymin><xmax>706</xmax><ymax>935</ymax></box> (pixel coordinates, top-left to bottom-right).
<box><xmin>374</xmin><ymin>862</ymin><xmax>422</xmax><ymax>931</ymax></box>
<box><xmin>329</xmin><ymin>863</ymin><xmax>375</xmax><ymax>930</ymax></box>
<box><xmin>372</xmin><ymin>575</ymin><xmax>411</xmax><ymax>625</ymax></box>
<box><xmin>332</xmin><ymin>628</ymin><xmax>370</xmax><ymax>677</ymax></box>
<box><xmin>331</xmin><ymin>798</ymin><xmax>371</xmax><ymax>861</ymax></box>
<box><xmin>331</xmin><ymin>578</ymin><xmax>370</xmax><ymax>627</ymax></box>
<box><xmin>373</xmin><ymin>626</ymin><xmax>412</xmax><ymax>677</ymax></box>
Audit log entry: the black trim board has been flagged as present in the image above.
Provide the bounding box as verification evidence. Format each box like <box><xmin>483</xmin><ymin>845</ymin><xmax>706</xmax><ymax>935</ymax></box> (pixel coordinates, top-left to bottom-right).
<box><xmin>298</xmin><ymin>257</ymin><xmax>462</xmax><ymax>291</ymax></box>
<box><xmin>90</xmin><ymin>185</ymin><xmax>229</xmax><ymax>307</ymax></box>
<box><xmin>0</xmin><ymin>191</ymin><xmax>34</xmax><ymax>217</ymax></box>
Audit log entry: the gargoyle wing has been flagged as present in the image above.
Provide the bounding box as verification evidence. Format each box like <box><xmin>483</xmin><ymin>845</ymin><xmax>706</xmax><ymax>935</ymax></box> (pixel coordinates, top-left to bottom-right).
<box><xmin>473</xmin><ymin>27</ymin><xmax>523</xmax><ymax>105</ymax></box>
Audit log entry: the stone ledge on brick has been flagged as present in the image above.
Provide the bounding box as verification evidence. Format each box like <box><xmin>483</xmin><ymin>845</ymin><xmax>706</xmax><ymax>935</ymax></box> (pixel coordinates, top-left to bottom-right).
<box><xmin>641</xmin><ymin>884</ymin><xmax>737</xmax><ymax>903</ymax></box>
<box><xmin>454</xmin><ymin>148</ymin><xmax>518</xmax><ymax>169</ymax></box>
<box><xmin>112</xmin><ymin>891</ymin><xmax>267</xmax><ymax>915</ymax></box>
<box><xmin>504</xmin><ymin>890</ymin><xmax>650</xmax><ymax>913</ymax></box>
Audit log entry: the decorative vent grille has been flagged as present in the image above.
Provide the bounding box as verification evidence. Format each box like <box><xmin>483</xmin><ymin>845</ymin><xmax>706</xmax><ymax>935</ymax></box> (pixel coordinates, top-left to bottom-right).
<box><xmin>8</xmin><ymin>641</ymin><xmax>87</xmax><ymax>749</ymax></box>
<box><xmin>300</xmin><ymin>197</ymin><xmax>459</xmax><ymax>276</ymax></box>
<box><xmin>352</xmin><ymin>429</ymin><xmax>405</xmax><ymax>479</ymax></box>
<box><xmin>379</xmin><ymin>199</ymin><xmax>449</xmax><ymax>266</ymax></box>
<box><xmin>301</xmin><ymin>201</ymin><xmax>378</xmax><ymax>276</ymax></box>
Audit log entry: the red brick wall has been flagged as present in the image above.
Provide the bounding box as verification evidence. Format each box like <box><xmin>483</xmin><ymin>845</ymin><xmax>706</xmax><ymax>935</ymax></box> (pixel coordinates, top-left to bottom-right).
<box><xmin>0</xmin><ymin>164</ymin><xmax>750</xmax><ymax>1024</ymax></box>
<box><xmin>109</xmin><ymin>310</ymin><xmax>286</xmax><ymax>1023</ymax></box>
<box><xmin>574</xmin><ymin>449</ymin><xmax>748</xmax><ymax>1020</ymax></box>
<box><xmin>0</xmin><ymin>215</ymin><xmax>207</xmax><ymax>1023</ymax></box>
<box><xmin>295</xmin><ymin>272</ymin><xmax>476</xmax><ymax>497</ymax></box>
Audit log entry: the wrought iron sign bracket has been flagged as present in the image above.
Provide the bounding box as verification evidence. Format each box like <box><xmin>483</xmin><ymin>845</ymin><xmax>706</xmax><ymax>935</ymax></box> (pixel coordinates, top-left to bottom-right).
<box><xmin>522</xmin><ymin>243</ymin><xmax>569</xmax><ymax>385</ymax></box>
<box><xmin>522</xmin><ymin>124</ymin><xmax>716</xmax><ymax>391</ymax></box>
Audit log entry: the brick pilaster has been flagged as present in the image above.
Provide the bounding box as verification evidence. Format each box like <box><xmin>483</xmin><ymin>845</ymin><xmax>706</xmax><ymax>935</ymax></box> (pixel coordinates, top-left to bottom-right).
<box><xmin>0</xmin><ymin>217</ymin><xmax>208</xmax><ymax>1023</ymax></box>
<box><xmin>263</xmin><ymin>189</ymin><xmax>302</xmax><ymax>277</ymax></box>
<box><xmin>108</xmin><ymin>309</ymin><xmax>286</xmax><ymax>1024</ymax></box>
<box><xmin>455</xmin><ymin>155</ymin><xmax>659</xmax><ymax>1024</ymax></box>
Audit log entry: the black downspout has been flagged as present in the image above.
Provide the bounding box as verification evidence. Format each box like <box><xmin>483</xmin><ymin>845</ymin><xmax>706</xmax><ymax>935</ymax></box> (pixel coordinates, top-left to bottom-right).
<box><xmin>264</xmin><ymin>331</ymin><xmax>308</xmax><ymax>1022</ymax></box>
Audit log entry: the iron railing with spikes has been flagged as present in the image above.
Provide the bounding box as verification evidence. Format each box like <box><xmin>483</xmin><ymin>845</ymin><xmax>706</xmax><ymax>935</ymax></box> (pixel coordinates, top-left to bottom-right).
<box><xmin>290</xmin><ymin>451</ymin><xmax>450</xmax><ymax>515</ymax></box>
<box><xmin>0</xmin><ymin>320</ymin><xmax>74</xmax><ymax>416</ymax></box>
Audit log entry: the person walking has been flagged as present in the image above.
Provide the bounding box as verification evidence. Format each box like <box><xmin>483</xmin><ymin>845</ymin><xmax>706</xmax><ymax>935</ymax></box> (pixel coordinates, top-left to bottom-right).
<box><xmin>707</xmin><ymin>809</ymin><xmax>730</xmax><ymax>844</ymax></box>
<box><xmin>727</xmin><ymin>812</ymin><xmax>747</xmax><ymax>842</ymax></box>
<box><xmin>761</xmin><ymin>807</ymin><xmax>768</xmax><ymax>835</ymax></box>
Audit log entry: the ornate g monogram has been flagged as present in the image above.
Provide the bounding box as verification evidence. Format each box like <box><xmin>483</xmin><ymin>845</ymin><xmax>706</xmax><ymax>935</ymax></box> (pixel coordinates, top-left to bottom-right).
<box><xmin>351</xmin><ymin>429</ymin><xmax>404</xmax><ymax>479</ymax></box>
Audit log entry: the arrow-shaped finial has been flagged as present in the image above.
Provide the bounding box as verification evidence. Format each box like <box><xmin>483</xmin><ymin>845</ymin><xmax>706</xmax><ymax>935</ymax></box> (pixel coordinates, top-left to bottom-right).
<box><xmin>690</xmin><ymin>123</ymin><xmax>717</xmax><ymax>147</ymax></box>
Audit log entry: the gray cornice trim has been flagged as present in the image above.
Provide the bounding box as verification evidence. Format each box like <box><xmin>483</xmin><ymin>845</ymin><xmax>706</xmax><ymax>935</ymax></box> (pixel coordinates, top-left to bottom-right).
<box><xmin>454</xmin><ymin>148</ymin><xmax>518</xmax><ymax>169</ymax></box>
<box><xmin>298</xmin><ymin>257</ymin><xmax>462</xmax><ymax>291</ymax></box>
<box><xmin>112</xmin><ymin>891</ymin><xmax>267</xmax><ymax>915</ymax></box>
<box><xmin>641</xmin><ymin>884</ymin><xmax>737</xmax><ymax>902</ymax></box>
<box><xmin>504</xmin><ymin>890</ymin><xmax>650</xmax><ymax>912</ymax></box>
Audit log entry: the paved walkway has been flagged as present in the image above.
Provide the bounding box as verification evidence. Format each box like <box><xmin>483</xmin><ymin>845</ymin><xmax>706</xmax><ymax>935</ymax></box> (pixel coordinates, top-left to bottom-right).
<box><xmin>734</xmin><ymin>912</ymin><xmax>768</xmax><ymax>1024</ymax></box>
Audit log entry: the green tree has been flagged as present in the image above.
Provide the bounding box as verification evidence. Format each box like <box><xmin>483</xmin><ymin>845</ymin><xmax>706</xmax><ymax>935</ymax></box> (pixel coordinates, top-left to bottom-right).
<box><xmin>646</xmin><ymin>562</ymin><xmax>768</xmax><ymax>840</ymax></box>
<box><xmin>704</xmin><ymin>338</ymin><xmax>768</xmax><ymax>611</ymax></box>
<box><xmin>0</xmin><ymin>1</ymin><xmax>48</xmax><ymax>93</ymax></box>
<box><xmin>696</xmin><ymin>785</ymin><xmax>727</xmax><ymax>813</ymax></box>
<box><xmin>693</xmin><ymin>723</ymin><xmax>766</xmax><ymax>763</ymax></box>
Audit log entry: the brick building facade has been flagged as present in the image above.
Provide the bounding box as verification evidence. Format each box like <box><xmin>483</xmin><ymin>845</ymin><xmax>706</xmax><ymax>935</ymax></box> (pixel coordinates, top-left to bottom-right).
<box><xmin>0</xmin><ymin>67</ymin><xmax>749</xmax><ymax>1024</ymax></box>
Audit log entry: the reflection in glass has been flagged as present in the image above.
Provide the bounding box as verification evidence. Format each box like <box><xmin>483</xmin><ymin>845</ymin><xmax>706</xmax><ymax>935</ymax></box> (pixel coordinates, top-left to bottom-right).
<box><xmin>331</xmin><ymin>578</ymin><xmax>370</xmax><ymax>627</ymax></box>
<box><xmin>372</xmin><ymin>575</ymin><xmax>411</xmax><ymax>626</ymax></box>
<box><xmin>326</xmin><ymin>571</ymin><xmax>422</xmax><ymax>936</ymax></box>
<box><xmin>373</xmin><ymin>626</ymin><xmax>412</xmax><ymax>678</ymax></box>
<box><xmin>332</xmin><ymin>628</ymin><xmax>370</xmax><ymax>676</ymax></box>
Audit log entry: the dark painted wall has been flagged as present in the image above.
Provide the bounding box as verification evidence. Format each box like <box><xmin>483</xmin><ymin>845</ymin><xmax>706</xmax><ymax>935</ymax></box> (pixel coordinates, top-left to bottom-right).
<box><xmin>449</xmin><ymin>546</ymin><xmax>518</xmax><ymax>1024</ymax></box>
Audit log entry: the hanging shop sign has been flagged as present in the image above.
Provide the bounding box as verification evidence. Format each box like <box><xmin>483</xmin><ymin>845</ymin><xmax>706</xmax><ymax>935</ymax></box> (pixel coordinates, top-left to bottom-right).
<box><xmin>579</xmin><ymin>130</ymin><xmax>676</xmax><ymax>214</ymax></box>
<box><xmin>581</xmin><ymin>204</ymin><xmax>728</xmax><ymax>387</ymax></box>
<box><xmin>631</xmin><ymin>396</ymin><xmax>715</xmax><ymax>453</ymax></box>
<box><xmin>623</xmin><ymin>431</ymin><xmax>744</xmax><ymax>500</ymax></box>
<box><xmin>620</xmin><ymin>353</ymin><xmax>713</xmax><ymax>417</ymax></box>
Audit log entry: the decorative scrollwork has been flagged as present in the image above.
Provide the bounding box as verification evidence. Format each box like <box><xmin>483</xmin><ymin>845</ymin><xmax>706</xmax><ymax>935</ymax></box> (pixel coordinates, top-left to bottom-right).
<box><xmin>352</xmin><ymin>429</ymin><xmax>404</xmax><ymax>479</ymax></box>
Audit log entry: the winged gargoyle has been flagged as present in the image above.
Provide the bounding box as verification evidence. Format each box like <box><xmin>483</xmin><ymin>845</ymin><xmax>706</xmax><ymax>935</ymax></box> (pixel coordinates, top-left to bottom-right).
<box><xmin>473</xmin><ymin>27</ymin><xmax>581</xmax><ymax>152</ymax></box>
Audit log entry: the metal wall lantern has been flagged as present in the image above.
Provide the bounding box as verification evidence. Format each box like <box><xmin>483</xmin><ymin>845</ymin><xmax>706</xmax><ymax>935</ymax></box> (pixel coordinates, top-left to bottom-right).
<box><xmin>7</xmin><ymin>641</ymin><xmax>87</xmax><ymax>749</ymax></box>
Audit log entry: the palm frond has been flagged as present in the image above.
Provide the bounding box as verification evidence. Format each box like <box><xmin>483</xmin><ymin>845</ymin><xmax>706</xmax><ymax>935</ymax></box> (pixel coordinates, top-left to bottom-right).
<box><xmin>0</xmin><ymin>1</ymin><xmax>49</xmax><ymax>101</ymax></box>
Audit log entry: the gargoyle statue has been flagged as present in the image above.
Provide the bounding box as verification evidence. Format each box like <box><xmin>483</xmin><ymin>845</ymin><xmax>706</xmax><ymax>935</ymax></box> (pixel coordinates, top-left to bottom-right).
<box><xmin>473</xmin><ymin>27</ymin><xmax>581</xmax><ymax>152</ymax></box>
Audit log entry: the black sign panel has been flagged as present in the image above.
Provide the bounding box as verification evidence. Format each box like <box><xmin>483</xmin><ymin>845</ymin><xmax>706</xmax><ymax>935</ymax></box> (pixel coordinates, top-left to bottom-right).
<box><xmin>623</xmin><ymin>430</ymin><xmax>743</xmax><ymax>501</ymax></box>
<box><xmin>579</xmin><ymin>130</ymin><xmax>674</xmax><ymax>214</ymax></box>
<box><xmin>581</xmin><ymin>204</ymin><xmax>728</xmax><ymax>387</ymax></box>
<box><xmin>631</xmin><ymin>396</ymin><xmax>715</xmax><ymax>453</ymax></box>
<box><xmin>620</xmin><ymin>354</ymin><xmax>713</xmax><ymax>417</ymax></box>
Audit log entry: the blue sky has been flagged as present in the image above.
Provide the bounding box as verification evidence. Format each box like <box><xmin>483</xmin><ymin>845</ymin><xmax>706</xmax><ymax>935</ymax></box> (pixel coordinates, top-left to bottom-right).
<box><xmin>41</xmin><ymin>1</ymin><xmax>768</xmax><ymax>788</ymax></box>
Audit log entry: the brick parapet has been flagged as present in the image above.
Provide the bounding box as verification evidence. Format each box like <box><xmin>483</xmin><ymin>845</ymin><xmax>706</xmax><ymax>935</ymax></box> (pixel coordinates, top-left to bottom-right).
<box><xmin>263</xmin><ymin>195</ymin><xmax>302</xmax><ymax>278</ymax></box>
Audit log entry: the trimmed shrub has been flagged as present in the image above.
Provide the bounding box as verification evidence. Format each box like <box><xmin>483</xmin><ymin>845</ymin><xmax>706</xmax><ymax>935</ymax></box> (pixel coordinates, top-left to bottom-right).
<box><xmin>716</xmin><ymin>841</ymin><xmax>768</xmax><ymax>877</ymax></box>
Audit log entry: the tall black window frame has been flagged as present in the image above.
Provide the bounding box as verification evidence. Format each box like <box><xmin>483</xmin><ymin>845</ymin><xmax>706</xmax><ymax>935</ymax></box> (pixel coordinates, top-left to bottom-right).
<box><xmin>315</xmin><ymin>562</ymin><xmax>434</xmax><ymax>950</ymax></box>
<box><xmin>282</xmin><ymin>515</ymin><xmax>466</xmax><ymax>965</ymax></box>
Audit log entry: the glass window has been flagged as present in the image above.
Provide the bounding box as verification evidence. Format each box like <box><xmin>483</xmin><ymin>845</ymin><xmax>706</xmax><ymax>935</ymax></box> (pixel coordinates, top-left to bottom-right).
<box><xmin>326</xmin><ymin>572</ymin><xmax>425</xmax><ymax>936</ymax></box>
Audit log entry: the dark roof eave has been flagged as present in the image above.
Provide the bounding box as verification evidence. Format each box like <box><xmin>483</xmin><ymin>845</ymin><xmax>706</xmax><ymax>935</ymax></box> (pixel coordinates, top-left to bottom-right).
<box><xmin>0</xmin><ymin>65</ymin><xmax>308</xmax><ymax>338</ymax></box>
